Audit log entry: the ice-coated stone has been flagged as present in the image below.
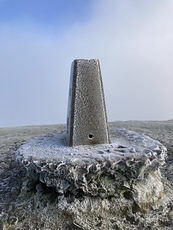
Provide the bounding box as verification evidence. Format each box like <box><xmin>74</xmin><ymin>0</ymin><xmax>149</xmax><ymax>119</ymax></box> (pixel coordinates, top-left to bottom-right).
<box><xmin>66</xmin><ymin>59</ymin><xmax>110</xmax><ymax>146</ymax></box>
<box><xmin>16</xmin><ymin>128</ymin><xmax>167</xmax><ymax>198</ymax></box>
<box><xmin>11</xmin><ymin>58</ymin><xmax>170</xmax><ymax>229</ymax></box>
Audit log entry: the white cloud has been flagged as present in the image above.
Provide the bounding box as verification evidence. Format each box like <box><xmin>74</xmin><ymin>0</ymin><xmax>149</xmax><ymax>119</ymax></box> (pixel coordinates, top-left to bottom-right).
<box><xmin>1</xmin><ymin>0</ymin><xmax>173</xmax><ymax>127</ymax></box>
<box><xmin>63</xmin><ymin>0</ymin><xmax>173</xmax><ymax>121</ymax></box>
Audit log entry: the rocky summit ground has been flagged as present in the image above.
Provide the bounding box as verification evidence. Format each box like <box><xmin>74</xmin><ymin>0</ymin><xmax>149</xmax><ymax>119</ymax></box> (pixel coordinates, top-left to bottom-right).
<box><xmin>1</xmin><ymin>121</ymin><xmax>173</xmax><ymax>229</ymax></box>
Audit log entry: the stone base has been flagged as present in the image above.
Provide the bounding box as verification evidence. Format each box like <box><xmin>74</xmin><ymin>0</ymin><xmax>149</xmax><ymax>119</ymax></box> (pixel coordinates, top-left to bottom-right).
<box><xmin>16</xmin><ymin>128</ymin><xmax>167</xmax><ymax>199</ymax></box>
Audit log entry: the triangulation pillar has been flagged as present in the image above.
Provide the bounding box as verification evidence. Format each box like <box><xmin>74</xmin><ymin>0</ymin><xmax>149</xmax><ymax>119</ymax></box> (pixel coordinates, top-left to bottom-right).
<box><xmin>66</xmin><ymin>59</ymin><xmax>110</xmax><ymax>146</ymax></box>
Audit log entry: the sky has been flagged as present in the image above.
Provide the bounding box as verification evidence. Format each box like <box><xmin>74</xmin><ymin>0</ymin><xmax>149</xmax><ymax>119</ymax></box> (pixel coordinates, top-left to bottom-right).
<box><xmin>1</xmin><ymin>0</ymin><xmax>173</xmax><ymax>127</ymax></box>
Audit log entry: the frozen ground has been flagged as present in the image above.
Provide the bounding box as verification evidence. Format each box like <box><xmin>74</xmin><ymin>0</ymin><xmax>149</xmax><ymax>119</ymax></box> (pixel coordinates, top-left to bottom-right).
<box><xmin>1</xmin><ymin>120</ymin><xmax>173</xmax><ymax>229</ymax></box>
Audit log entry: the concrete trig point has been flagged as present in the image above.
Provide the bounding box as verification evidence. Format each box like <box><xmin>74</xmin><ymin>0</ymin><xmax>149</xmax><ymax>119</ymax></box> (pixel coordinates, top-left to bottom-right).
<box><xmin>66</xmin><ymin>59</ymin><xmax>110</xmax><ymax>146</ymax></box>
<box><xmin>16</xmin><ymin>58</ymin><xmax>167</xmax><ymax>222</ymax></box>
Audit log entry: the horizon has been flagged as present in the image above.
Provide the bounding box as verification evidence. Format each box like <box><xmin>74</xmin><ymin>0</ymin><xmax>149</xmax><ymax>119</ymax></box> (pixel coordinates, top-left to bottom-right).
<box><xmin>1</xmin><ymin>119</ymin><xmax>173</xmax><ymax>129</ymax></box>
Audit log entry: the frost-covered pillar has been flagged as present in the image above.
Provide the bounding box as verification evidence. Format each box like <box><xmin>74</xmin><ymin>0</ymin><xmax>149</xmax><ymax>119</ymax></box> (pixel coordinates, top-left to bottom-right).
<box><xmin>66</xmin><ymin>59</ymin><xmax>110</xmax><ymax>146</ymax></box>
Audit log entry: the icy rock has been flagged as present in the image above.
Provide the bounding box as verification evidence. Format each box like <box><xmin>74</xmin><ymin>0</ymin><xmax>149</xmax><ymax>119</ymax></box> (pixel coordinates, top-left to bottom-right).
<box><xmin>16</xmin><ymin>128</ymin><xmax>167</xmax><ymax>199</ymax></box>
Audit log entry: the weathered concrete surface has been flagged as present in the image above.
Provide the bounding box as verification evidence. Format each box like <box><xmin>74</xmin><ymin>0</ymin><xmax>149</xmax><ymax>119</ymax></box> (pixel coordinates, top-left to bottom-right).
<box><xmin>1</xmin><ymin>121</ymin><xmax>173</xmax><ymax>229</ymax></box>
<box><xmin>16</xmin><ymin>128</ymin><xmax>166</xmax><ymax>200</ymax></box>
<box><xmin>66</xmin><ymin>59</ymin><xmax>110</xmax><ymax>146</ymax></box>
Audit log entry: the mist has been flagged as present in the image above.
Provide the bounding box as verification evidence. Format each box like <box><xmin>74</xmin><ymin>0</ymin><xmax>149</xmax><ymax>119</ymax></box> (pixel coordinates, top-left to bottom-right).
<box><xmin>1</xmin><ymin>0</ymin><xmax>173</xmax><ymax>127</ymax></box>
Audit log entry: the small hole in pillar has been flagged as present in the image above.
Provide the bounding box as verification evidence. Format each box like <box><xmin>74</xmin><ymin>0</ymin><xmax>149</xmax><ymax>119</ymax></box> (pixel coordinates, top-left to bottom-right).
<box><xmin>88</xmin><ymin>133</ymin><xmax>94</xmax><ymax>140</ymax></box>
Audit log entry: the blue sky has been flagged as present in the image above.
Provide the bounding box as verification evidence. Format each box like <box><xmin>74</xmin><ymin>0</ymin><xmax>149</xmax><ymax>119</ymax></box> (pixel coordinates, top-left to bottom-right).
<box><xmin>1</xmin><ymin>0</ymin><xmax>173</xmax><ymax>127</ymax></box>
<box><xmin>0</xmin><ymin>0</ymin><xmax>93</xmax><ymax>31</ymax></box>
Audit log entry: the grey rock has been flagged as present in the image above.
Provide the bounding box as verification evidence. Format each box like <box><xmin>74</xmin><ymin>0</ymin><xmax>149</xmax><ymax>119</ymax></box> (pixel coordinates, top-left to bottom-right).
<box><xmin>2</xmin><ymin>122</ymin><xmax>173</xmax><ymax>229</ymax></box>
<box><xmin>16</xmin><ymin>128</ymin><xmax>167</xmax><ymax>198</ymax></box>
<box><xmin>66</xmin><ymin>59</ymin><xmax>110</xmax><ymax>146</ymax></box>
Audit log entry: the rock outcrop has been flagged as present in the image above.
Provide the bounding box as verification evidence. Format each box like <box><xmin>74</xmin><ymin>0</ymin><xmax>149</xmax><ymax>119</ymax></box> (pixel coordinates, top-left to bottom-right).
<box><xmin>1</xmin><ymin>121</ymin><xmax>173</xmax><ymax>229</ymax></box>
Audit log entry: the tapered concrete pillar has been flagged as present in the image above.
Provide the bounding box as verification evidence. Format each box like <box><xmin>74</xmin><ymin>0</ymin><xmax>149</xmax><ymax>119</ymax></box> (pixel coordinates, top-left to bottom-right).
<box><xmin>66</xmin><ymin>59</ymin><xmax>110</xmax><ymax>146</ymax></box>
